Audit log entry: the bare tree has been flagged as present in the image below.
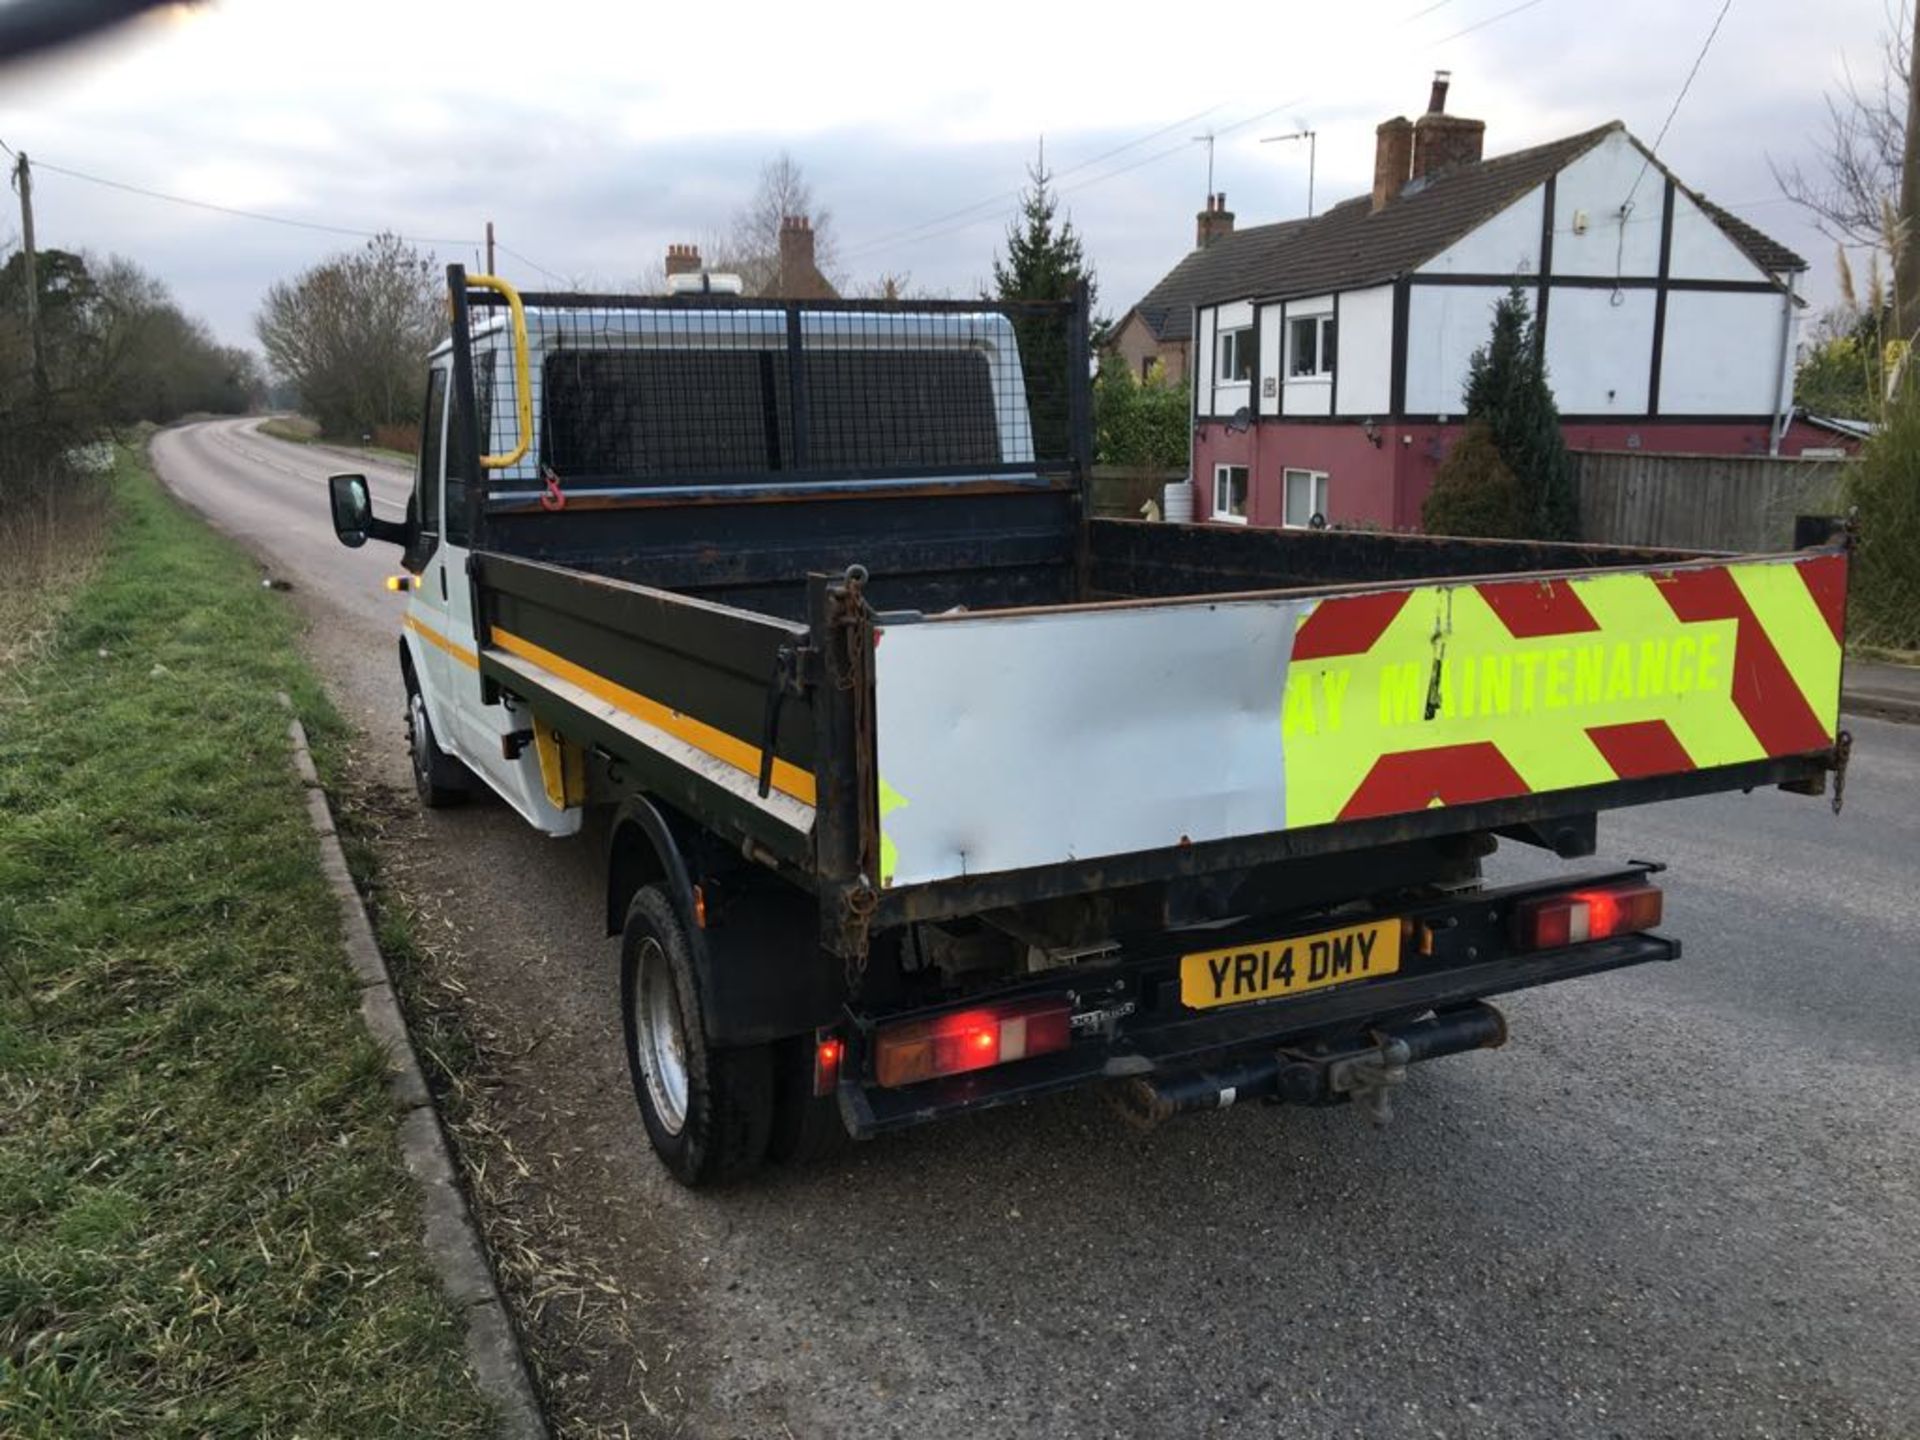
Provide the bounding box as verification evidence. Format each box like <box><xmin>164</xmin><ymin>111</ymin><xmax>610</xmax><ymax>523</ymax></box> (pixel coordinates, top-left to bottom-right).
<box><xmin>1772</xmin><ymin>7</ymin><xmax>1911</xmax><ymax>253</ymax></box>
<box><xmin>718</xmin><ymin>153</ymin><xmax>843</xmax><ymax>295</ymax></box>
<box><xmin>256</xmin><ymin>233</ymin><xmax>441</xmax><ymax>437</ymax></box>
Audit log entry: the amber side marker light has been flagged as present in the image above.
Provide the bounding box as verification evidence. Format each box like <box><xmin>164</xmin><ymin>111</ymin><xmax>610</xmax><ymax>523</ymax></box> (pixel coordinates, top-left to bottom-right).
<box><xmin>385</xmin><ymin>574</ymin><xmax>414</xmax><ymax>592</ymax></box>
<box><xmin>872</xmin><ymin>998</ymin><xmax>1072</xmax><ymax>1090</ymax></box>
<box><xmin>1513</xmin><ymin>882</ymin><xmax>1663</xmax><ymax>952</ymax></box>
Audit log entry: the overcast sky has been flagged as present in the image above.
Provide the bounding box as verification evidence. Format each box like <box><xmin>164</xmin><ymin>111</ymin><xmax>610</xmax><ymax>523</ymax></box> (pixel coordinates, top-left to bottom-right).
<box><xmin>0</xmin><ymin>0</ymin><xmax>1896</xmax><ymax>352</ymax></box>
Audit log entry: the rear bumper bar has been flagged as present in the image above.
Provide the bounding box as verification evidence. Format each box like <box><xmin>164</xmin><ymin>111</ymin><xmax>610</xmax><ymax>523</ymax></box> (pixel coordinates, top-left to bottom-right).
<box><xmin>840</xmin><ymin>930</ymin><xmax>1677</xmax><ymax>1137</ymax></box>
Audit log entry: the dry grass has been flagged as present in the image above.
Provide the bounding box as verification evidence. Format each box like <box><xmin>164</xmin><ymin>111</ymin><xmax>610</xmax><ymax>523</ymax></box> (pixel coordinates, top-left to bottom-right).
<box><xmin>256</xmin><ymin>414</ymin><xmax>322</xmax><ymax>446</ymax></box>
<box><xmin>0</xmin><ymin>483</ymin><xmax>114</xmax><ymax>680</ymax></box>
<box><xmin>258</xmin><ymin>413</ymin><xmax>416</xmax><ymax>467</ymax></box>
<box><xmin>315</xmin><ymin>765</ymin><xmax>683</xmax><ymax>1438</ymax></box>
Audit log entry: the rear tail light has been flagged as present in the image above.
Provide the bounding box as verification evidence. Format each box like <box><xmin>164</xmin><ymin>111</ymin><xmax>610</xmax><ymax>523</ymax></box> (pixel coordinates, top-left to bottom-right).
<box><xmin>1514</xmin><ymin>882</ymin><xmax>1663</xmax><ymax>951</ymax></box>
<box><xmin>872</xmin><ymin>998</ymin><xmax>1072</xmax><ymax>1089</ymax></box>
<box><xmin>812</xmin><ymin>1036</ymin><xmax>844</xmax><ymax>1098</ymax></box>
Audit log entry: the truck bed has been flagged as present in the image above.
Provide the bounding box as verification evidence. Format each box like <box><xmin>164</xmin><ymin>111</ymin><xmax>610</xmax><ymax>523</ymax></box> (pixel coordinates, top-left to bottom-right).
<box><xmin>471</xmin><ymin>513</ymin><xmax>1848</xmax><ymax>948</ymax></box>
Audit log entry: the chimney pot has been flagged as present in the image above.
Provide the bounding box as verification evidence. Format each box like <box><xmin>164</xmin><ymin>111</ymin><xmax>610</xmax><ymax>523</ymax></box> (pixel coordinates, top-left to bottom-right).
<box><xmin>1428</xmin><ymin>69</ymin><xmax>1451</xmax><ymax>114</ymax></box>
<box><xmin>665</xmin><ymin>242</ymin><xmax>701</xmax><ymax>277</ymax></box>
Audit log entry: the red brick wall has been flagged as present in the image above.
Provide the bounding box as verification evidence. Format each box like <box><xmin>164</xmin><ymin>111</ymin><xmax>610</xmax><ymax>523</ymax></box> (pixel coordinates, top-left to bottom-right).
<box><xmin>1190</xmin><ymin>417</ymin><xmax>1853</xmax><ymax>533</ymax></box>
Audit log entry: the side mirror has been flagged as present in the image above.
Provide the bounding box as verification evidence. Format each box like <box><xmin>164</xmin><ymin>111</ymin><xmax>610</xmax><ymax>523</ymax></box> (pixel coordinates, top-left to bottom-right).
<box><xmin>328</xmin><ymin>472</ymin><xmax>409</xmax><ymax>549</ymax></box>
<box><xmin>329</xmin><ymin>473</ymin><xmax>373</xmax><ymax>546</ymax></box>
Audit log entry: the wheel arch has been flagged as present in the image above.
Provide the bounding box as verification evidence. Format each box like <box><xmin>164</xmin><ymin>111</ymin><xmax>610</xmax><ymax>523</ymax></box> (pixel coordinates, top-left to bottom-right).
<box><xmin>605</xmin><ymin>795</ymin><xmax>696</xmax><ymax>941</ymax></box>
<box><xmin>606</xmin><ymin>795</ymin><xmax>842</xmax><ymax>1047</ymax></box>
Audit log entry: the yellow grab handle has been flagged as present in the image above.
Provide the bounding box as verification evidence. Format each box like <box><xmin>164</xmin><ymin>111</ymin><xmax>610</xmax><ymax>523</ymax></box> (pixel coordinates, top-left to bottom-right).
<box><xmin>466</xmin><ymin>273</ymin><xmax>533</xmax><ymax>470</ymax></box>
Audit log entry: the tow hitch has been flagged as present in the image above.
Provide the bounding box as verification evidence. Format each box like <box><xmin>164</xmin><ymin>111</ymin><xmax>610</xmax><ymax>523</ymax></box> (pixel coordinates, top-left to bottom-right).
<box><xmin>1114</xmin><ymin>1002</ymin><xmax>1508</xmax><ymax>1128</ymax></box>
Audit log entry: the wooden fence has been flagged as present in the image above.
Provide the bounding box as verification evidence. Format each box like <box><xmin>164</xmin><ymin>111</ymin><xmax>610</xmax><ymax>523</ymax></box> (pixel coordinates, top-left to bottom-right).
<box><xmin>1573</xmin><ymin>450</ymin><xmax>1852</xmax><ymax>553</ymax></box>
<box><xmin>1089</xmin><ymin>465</ymin><xmax>1184</xmax><ymax>519</ymax></box>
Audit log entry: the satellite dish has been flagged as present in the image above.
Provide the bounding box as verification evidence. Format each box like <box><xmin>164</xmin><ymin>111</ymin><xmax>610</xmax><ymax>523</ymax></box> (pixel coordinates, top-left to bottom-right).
<box><xmin>1226</xmin><ymin>406</ymin><xmax>1253</xmax><ymax>434</ymax></box>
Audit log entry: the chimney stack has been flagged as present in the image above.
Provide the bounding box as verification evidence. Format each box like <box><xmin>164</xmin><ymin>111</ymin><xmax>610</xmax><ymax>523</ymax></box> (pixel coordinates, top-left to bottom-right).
<box><xmin>1195</xmin><ymin>192</ymin><xmax>1235</xmax><ymax>249</ymax></box>
<box><xmin>1411</xmin><ymin>69</ymin><xmax>1485</xmax><ymax>184</ymax></box>
<box><xmin>779</xmin><ymin>214</ymin><xmax>814</xmax><ymax>282</ymax></box>
<box><xmin>1372</xmin><ymin>118</ymin><xmax>1414</xmax><ymax>211</ymax></box>
<box><xmin>664</xmin><ymin>242</ymin><xmax>701</xmax><ymax>278</ymax></box>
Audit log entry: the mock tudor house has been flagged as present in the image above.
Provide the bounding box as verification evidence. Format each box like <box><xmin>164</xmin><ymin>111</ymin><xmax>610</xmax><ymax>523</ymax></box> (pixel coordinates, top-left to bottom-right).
<box><xmin>1127</xmin><ymin>74</ymin><xmax>1829</xmax><ymax>531</ymax></box>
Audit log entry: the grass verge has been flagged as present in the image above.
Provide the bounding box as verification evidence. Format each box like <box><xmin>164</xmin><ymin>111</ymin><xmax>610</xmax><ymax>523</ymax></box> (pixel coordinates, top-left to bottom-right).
<box><xmin>311</xmin><ymin>760</ymin><xmax>672</xmax><ymax>1437</ymax></box>
<box><xmin>257</xmin><ymin>414</ymin><xmax>415</xmax><ymax>468</ymax></box>
<box><xmin>0</xmin><ymin>447</ymin><xmax>494</xmax><ymax>1437</ymax></box>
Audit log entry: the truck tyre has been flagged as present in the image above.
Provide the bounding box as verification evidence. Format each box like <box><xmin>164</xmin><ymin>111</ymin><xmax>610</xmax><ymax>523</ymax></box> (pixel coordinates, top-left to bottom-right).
<box><xmin>620</xmin><ymin>885</ymin><xmax>773</xmax><ymax>1186</ymax></box>
<box><xmin>767</xmin><ymin>1035</ymin><xmax>853</xmax><ymax>1166</ymax></box>
<box><xmin>406</xmin><ymin>683</ymin><xmax>471</xmax><ymax>809</ymax></box>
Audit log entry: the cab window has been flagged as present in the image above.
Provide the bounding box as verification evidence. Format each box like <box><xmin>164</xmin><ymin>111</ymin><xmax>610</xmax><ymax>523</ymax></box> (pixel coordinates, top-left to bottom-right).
<box><xmin>445</xmin><ymin>351</ymin><xmax>490</xmax><ymax>548</ymax></box>
<box><xmin>406</xmin><ymin>368</ymin><xmax>448</xmax><ymax>570</ymax></box>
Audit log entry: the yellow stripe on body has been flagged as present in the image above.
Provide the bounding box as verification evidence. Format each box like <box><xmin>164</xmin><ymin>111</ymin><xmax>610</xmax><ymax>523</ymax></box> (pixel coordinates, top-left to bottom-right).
<box><xmin>405</xmin><ymin>613</ymin><xmax>479</xmax><ymax>670</ymax></box>
<box><xmin>489</xmin><ymin>627</ymin><xmax>818</xmax><ymax>808</ymax></box>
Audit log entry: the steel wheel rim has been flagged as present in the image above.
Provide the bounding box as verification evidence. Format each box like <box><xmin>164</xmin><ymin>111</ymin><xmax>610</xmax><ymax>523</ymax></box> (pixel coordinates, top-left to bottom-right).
<box><xmin>408</xmin><ymin>690</ymin><xmax>431</xmax><ymax>783</ymax></box>
<box><xmin>635</xmin><ymin>936</ymin><xmax>690</xmax><ymax>1135</ymax></box>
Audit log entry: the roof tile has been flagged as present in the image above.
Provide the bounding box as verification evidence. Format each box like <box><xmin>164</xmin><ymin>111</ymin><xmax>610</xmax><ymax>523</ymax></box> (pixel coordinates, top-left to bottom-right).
<box><xmin>1126</xmin><ymin>122</ymin><xmax>1803</xmax><ymax>341</ymax></box>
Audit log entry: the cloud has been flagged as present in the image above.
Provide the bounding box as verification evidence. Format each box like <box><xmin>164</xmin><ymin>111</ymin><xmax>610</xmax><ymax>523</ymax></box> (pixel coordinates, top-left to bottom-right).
<box><xmin>0</xmin><ymin>0</ymin><xmax>1893</xmax><ymax>347</ymax></box>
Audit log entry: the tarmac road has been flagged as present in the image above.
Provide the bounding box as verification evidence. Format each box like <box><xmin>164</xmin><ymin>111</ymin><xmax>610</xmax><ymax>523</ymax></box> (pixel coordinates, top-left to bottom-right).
<box><xmin>157</xmin><ymin>417</ymin><xmax>1920</xmax><ymax>1439</ymax></box>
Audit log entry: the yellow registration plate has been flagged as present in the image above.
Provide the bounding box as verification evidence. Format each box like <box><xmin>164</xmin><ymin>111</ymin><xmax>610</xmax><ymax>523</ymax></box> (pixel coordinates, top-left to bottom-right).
<box><xmin>1180</xmin><ymin>919</ymin><xmax>1402</xmax><ymax>1010</ymax></box>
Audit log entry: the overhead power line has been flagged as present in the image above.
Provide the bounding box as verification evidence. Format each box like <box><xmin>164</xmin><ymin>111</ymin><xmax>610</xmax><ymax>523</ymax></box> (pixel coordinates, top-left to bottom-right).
<box><xmin>839</xmin><ymin>100</ymin><xmax>1230</xmax><ymax>262</ymax></box>
<box><xmin>1623</xmin><ymin>0</ymin><xmax>1735</xmax><ymax>213</ymax></box>
<box><xmin>26</xmin><ymin>152</ymin><xmax>481</xmax><ymax>247</ymax></box>
<box><xmin>863</xmin><ymin>93</ymin><xmax>1316</xmax><ymax>262</ymax></box>
<box><xmin>841</xmin><ymin>0</ymin><xmax>1563</xmax><ymax>264</ymax></box>
<box><xmin>1430</xmin><ymin>0</ymin><xmax>1553</xmax><ymax>46</ymax></box>
<box><xmin>494</xmin><ymin>240</ymin><xmax>566</xmax><ymax>285</ymax></box>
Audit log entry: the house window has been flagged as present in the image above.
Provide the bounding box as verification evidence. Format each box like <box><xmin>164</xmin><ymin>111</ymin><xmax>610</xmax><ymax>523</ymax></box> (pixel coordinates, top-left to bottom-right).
<box><xmin>1288</xmin><ymin>314</ymin><xmax>1335</xmax><ymax>378</ymax></box>
<box><xmin>1283</xmin><ymin>468</ymin><xmax>1329</xmax><ymax>529</ymax></box>
<box><xmin>1217</xmin><ymin>327</ymin><xmax>1252</xmax><ymax>384</ymax></box>
<box><xmin>1213</xmin><ymin>464</ymin><xmax>1249</xmax><ymax>524</ymax></box>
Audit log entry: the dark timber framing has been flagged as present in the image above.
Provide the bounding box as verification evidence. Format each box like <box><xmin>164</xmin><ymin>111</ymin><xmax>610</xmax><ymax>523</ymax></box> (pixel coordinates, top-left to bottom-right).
<box><xmin>1405</xmin><ymin>272</ymin><xmax>1777</xmax><ymax>293</ymax></box>
<box><xmin>1534</xmin><ymin>176</ymin><xmax>1556</xmax><ymax>361</ymax></box>
<box><xmin>1275</xmin><ymin>300</ymin><xmax>1288</xmax><ymax>418</ymax></box>
<box><xmin>1329</xmin><ymin>293</ymin><xmax>1341</xmax><ymax>415</ymax></box>
<box><xmin>1248</xmin><ymin>300</ymin><xmax>1264</xmax><ymax>427</ymax></box>
<box><xmin>1390</xmin><ymin>277</ymin><xmax>1411</xmax><ymax>418</ymax></box>
<box><xmin>1648</xmin><ymin>178</ymin><xmax>1676</xmax><ymax>417</ymax></box>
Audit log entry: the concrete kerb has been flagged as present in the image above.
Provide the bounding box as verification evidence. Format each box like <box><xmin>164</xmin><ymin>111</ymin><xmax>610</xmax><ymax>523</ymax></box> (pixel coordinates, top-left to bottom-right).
<box><xmin>278</xmin><ymin>697</ymin><xmax>547</xmax><ymax>1440</ymax></box>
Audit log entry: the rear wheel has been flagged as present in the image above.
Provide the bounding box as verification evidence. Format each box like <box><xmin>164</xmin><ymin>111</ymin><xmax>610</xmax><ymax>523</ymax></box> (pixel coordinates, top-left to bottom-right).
<box><xmin>406</xmin><ymin>683</ymin><xmax>471</xmax><ymax>808</ymax></box>
<box><xmin>620</xmin><ymin>885</ymin><xmax>773</xmax><ymax>1186</ymax></box>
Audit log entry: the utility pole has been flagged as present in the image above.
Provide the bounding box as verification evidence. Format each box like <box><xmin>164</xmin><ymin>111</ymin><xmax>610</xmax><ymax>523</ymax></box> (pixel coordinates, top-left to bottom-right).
<box><xmin>1192</xmin><ymin>132</ymin><xmax>1215</xmax><ymax>202</ymax></box>
<box><xmin>485</xmin><ymin>219</ymin><xmax>495</xmax><ymax>275</ymax></box>
<box><xmin>1260</xmin><ymin>129</ymin><xmax>1318</xmax><ymax>217</ymax></box>
<box><xmin>1898</xmin><ymin>0</ymin><xmax>1920</xmax><ymax>351</ymax></box>
<box><xmin>12</xmin><ymin>150</ymin><xmax>42</xmax><ymax>391</ymax></box>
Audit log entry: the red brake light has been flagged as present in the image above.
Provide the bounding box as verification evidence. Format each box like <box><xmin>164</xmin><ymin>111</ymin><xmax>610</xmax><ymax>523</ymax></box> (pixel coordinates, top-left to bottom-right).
<box><xmin>812</xmin><ymin>1036</ymin><xmax>844</xmax><ymax>1098</ymax></box>
<box><xmin>1515</xmin><ymin>882</ymin><xmax>1663</xmax><ymax>951</ymax></box>
<box><xmin>873</xmin><ymin>999</ymin><xmax>1072</xmax><ymax>1089</ymax></box>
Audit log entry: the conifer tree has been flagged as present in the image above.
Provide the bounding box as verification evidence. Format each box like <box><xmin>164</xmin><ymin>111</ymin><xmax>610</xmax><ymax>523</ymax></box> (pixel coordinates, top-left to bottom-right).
<box><xmin>1455</xmin><ymin>286</ymin><xmax>1578</xmax><ymax>539</ymax></box>
<box><xmin>992</xmin><ymin>157</ymin><xmax>1099</xmax><ymax>459</ymax></box>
